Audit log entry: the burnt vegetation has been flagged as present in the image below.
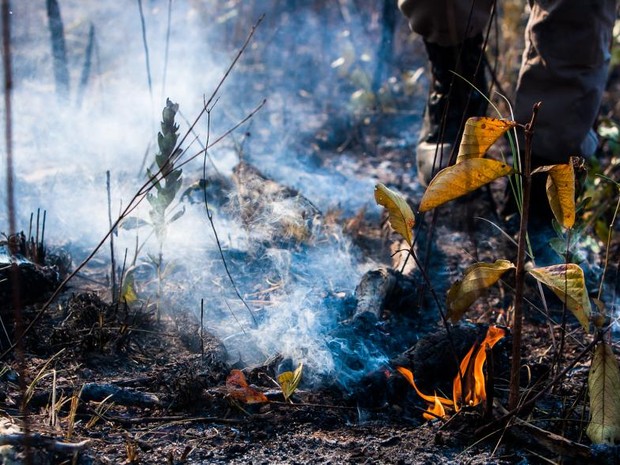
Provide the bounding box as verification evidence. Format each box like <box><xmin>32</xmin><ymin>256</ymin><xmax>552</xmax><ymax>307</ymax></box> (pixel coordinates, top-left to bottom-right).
<box><xmin>0</xmin><ymin>1</ymin><xmax>619</xmax><ymax>464</ymax></box>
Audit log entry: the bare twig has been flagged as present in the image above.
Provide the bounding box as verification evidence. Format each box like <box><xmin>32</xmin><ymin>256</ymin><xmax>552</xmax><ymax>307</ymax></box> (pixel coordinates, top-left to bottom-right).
<box><xmin>161</xmin><ymin>0</ymin><xmax>173</xmax><ymax>101</ymax></box>
<box><xmin>0</xmin><ymin>433</ymin><xmax>89</xmax><ymax>453</ymax></box>
<box><xmin>76</xmin><ymin>23</ymin><xmax>95</xmax><ymax>108</ymax></box>
<box><xmin>509</xmin><ymin>102</ymin><xmax>541</xmax><ymax>410</ymax></box>
<box><xmin>173</xmin><ymin>99</ymin><xmax>266</xmax><ymax>176</ymax></box>
<box><xmin>482</xmin><ymin>329</ymin><xmax>601</xmax><ymax>438</ymax></box>
<box><xmin>597</xmin><ymin>177</ymin><xmax>620</xmax><ymax>300</ymax></box>
<box><xmin>2</xmin><ymin>2</ymin><xmax>31</xmax><ymax>462</ymax></box>
<box><xmin>408</xmin><ymin>247</ymin><xmax>466</xmax><ymax>401</ymax></box>
<box><xmin>107</xmin><ymin>170</ymin><xmax>117</xmax><ymax>300</ymax></box>
<box><xmin>553</xmin><ymin>229</ymin><xmax>572</xmax><ymax>381</ymax></box>
<box><xmin>173</xmin><ymin>15</ymin><xmax>265</xmax><ymax>154</ymax></box>
<box><xmin>136</xmin><ymin>0</ymin><xmax>153</xmax><ymax>102</ymax></box>
<box><xmin>202</xmin><ymin>107</ymin><xmax>257</xmax><ymax>326</ymax></box>
<box><xmin>200</xmin><ymin>298</ymin><xmax>204</xmax><ymax>358</ymax></box>
<box><xmin>107</xmin><ymin>415</ymin><xmax>246</xmax><ymax>427</ymax></box>
<box><xmin>2</xmin><ymin>0</ymin><xmax>14</xmax><ymax>258</ymax></box>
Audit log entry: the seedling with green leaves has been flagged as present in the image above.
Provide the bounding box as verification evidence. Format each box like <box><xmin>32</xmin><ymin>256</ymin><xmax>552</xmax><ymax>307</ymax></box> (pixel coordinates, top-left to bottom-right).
<box><xmin>121</xmin><ymin>99</ymin><xmax>185</xmax><ymax>316</ymax></box>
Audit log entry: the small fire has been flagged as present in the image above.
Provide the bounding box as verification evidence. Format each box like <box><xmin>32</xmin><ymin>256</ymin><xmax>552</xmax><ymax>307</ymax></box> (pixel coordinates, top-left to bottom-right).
<box><xmin>397</xmin><ymin>325</ymin><xmax>506</xmax><ymax>419</ymax></box>
<box><xmin>425</xmin><ymin>394</ymin><xmax>447</xmax><ymax>421</ymax></box>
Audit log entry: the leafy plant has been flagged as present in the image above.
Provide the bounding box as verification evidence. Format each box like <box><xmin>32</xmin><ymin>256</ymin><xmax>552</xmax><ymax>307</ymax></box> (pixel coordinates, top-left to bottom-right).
<box><xmin>375</xmin><ymin>110</ymin><xmax>618</xmax><ymax>443</ymax></box>
<box><xmin>121</xmin><ymin>99</ymin><xmax>185</xmax><ymax>315</ymax></box>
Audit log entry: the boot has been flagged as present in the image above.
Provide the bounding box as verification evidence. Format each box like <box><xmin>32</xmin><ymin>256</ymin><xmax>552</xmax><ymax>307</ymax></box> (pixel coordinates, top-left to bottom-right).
<box><xmin>417</xmin><ymin>34</ymin><xmax>488</xmax><ymax>186</ymax></box>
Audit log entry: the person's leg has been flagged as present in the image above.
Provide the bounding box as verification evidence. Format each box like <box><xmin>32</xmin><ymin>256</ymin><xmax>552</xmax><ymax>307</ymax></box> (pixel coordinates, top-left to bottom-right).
<box><xmin>398</xmin><ymin>0</ymin><xmax>495</xmax><ymax>185</ymax></box>
<box><xmin>514</xmin><ymin>0</ymin><xmax>616</xmax><ymax>166</ymax></box>
<box><xmin>398</xmin><ymin>0</ymin><xmax>494</xmax><ymax>46</ymax></box>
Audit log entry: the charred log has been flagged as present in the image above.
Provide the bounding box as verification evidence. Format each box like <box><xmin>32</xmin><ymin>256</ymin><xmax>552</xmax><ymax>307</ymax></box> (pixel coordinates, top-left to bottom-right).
<box><xmin>0</xmin><ymin>244</ymin><xmax>61</xmax><ymax>347</ymax></box>
<box><xmin>352</xmin><ymin>267</ymin><xmax>418</xmax><ymax>322</ymax></box>
<box><xmin>232</xmin><ymin>162</ymin><xmax>321</xmax><ymax>245</ymax></box>
<box><xmin>353</xmin><ymin>267</ymin><xmax>396</xmax><ymax>322</ymax></box>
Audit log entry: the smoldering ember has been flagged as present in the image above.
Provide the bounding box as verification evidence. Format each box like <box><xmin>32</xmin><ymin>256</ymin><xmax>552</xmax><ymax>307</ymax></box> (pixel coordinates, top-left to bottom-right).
<box><xmin>0</xmin><ymin>1</ymin><xmax>619</xmax><ymax>464</ymax></box>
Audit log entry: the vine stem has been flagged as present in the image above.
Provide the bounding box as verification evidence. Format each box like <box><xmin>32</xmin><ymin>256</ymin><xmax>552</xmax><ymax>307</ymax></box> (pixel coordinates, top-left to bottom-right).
<box><xmin>508</xmin><ymin>101</ymin><xmax>541</xmax><ymax>410</ymax></box>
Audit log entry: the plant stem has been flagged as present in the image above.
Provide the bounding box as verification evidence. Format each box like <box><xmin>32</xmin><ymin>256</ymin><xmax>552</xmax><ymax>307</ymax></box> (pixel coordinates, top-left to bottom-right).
<box><xmin>201</xmin><ymin>110</ymin><xmax>257</xmax><ymax>327</ymax></box>
<box><xmin>409</xmin><ymin>247</ymin><xmax>466</xmax><ymax>401</ymax></box>
<box><xmin>107</xmin><ymin>171</ymin><xmax>117</xmax><ymax>301</ymax></box>
<box><xmin>508</xmin><ymin>102</ymin><xmax>540</xmax><ymax>410</ymax></box>
<box><xmin>3</xmin><ymin>2</ymin><xmax>31</xmax><ymax>461</ymax></box>
<box><xmin>136</xmin><ymin>0</ymin><xmax>153</xmax><ymax>103</ymax></box>
<box><xmin>479</xmin><ymin>330</ymin><xmax>601</xmax><ymax>438</ymax></box>
<box><xmin>553</xmin><ymin>229</ymin><xmax>572</xmax><ymax>381</ymax></box>
<box><xmin>200</xmin><ymin>298</ymin><xmax>204</xmax><ymax>359</ymax></box>
<box><xmin>76</xmin><ymin>23</ymin><xmax>95</xmax><ymax>108</ymax></box>
<box><xmin>161</xmin><ymin>0</ymin><xmax>172</xmax><ymax>101</ymax></box>
<box><xmin>598</xmin><ymin>181</ymin><xmax>620</xmax><ymax>300</ymax></box>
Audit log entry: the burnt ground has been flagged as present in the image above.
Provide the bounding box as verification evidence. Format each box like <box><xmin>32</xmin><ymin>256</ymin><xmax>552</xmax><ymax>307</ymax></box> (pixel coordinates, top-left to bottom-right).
<box><xmin>2</xmin><ymin>2</ymin><xmax>620</xmax><ymax>464</ymax></box>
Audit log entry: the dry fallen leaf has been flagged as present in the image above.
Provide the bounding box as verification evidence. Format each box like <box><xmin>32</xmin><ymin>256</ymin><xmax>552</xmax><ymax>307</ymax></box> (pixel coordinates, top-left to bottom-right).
<box><xmin>226</xmin><ymin>369</ymin><xmax>268</xmax><ymax>404</ymax></box>
<box><xmin>446</xmin><ymin>260</ymin><xmax>515</xmax><ymax>323</ymax></box>
<box><xmin>587</xmin><ymin>342</ymin><xmax>620</xmax><ymax>444</ymax></box>
<box><xmin>419</xmin><ymin>159</ymin><xmax>514</xmax><ymax>212</ymax></box>
<box><xmin>374</xmin><ymin>183</ymin><xmax>415</xmax><ymax>246</ymax></box>
<box><xmin>532</xmin><ymin>159</ymin><xmax>576</xmax><ymax>228</ymax></box>
<box><xmin>527</xmin><ymin>264</ymin><xmax>591</xmax><ymax>332</ymax></box>
<box><xmin>278</xmin><ymin>362</ymin><xmax>303</xmax><ymax>402</ymax></box>
<box><xmin>456</xmin><ymin>117</ymin><xmax>517</xmax><ymax>163</ymax></box>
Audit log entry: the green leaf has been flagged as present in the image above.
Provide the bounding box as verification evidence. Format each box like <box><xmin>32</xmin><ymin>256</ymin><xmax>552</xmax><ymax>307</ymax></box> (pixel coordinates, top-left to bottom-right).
<box><xmin>446</xmin><ymin>260</ymin><xmax>515</xmax><ymax>323</ymax></box>
<box><xmin>278</xmin><ymin>363</ymin><xmax>303</xmax><ymax>402</ymax></box>
<box><xmin>587</xmin><ymin>342</ymin><xmax>620</xmax><ymax>444</ymax></box>
<box><xmin>146</xmin><ymin>167</ymin><xmax>160</xmax><ymax>190</ymax></box>
<box><xmin>168</xmin><ymin>206</ymin><xmax>185</xmax><ymax>224</ymax></box>
<box><xmin>119</xmin><ymin>217</ymin><xmax>150</xmax><ymax>230</ymax></box>
<box><xmin>527</xmin><ymin>264</ymin><xmax>591</xmax><ymax>332</ymax></box>
<box><xmin>374</xmin><ymin>183</ymin><xmax>415</xmax><ymax>246</ymax></box>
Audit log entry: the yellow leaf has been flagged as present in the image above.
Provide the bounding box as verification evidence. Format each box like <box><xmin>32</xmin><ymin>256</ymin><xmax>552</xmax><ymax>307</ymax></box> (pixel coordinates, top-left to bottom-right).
<box><xmin>532</xmin><ymin>159</ymin><xmax>576</xmax><ymax>228</ymax></box>
<box><xmin>456</xmin><ymin>117</ymin><xmax>517</xmax><ymax>163</ymax></box>
<box><xmin>527</xmin><ymin>264</ymin><xmax>591</xmax><ymax>332</ymax></box>
<box><xmin>278</xmin><ymin>362</ymin><xmax>303</xmax><ymax>402</ymax></box>
<box><xmin>121</xmin><ymin>270</ymin><xmax>138</xmax><ymax>304</ymax></box>
<box><xmin>374</xmin><ymin>183</ymin><xmax>415</xmax><ymax>246</ymax></box>
<box><xmin>446</xmin><ymin>260</ymin><xmax>515</xmax><ymax>323</ymax></box>
<box><xmin>419</xmin><ymin>159</ymin><xmax>514</xmax><ymax>212</ymax></box>
<box><xmin>587</xmin><ymin>342</ymin><xmax>620</xmax><ymax>445</ymax></box>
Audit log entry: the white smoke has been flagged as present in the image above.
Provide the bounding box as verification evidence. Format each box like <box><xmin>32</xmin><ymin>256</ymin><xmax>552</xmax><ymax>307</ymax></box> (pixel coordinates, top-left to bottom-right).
<box><xmin>2</xmin><ymin>0</ymin><xmax>415</xmax><ymax>386</ymax></box>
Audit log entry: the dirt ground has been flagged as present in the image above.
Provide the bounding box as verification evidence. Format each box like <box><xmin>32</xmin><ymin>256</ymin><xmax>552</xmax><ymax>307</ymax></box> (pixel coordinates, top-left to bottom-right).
<box><xmin>1</xmin><ymin>1</ymin><xmax>620</xmax><ymax>464</ymax></box>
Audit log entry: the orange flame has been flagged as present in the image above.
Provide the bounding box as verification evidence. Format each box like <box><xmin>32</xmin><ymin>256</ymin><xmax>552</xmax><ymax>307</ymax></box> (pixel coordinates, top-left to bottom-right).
<box><xmin>398</xmin><ymin>325</ymin><xmax>505</xmax><ymax>419</ymax></box>
<box><xmin>424</xmin><ymin>394</ymin><xmax>447</xmax><ymax>421</ymax></box>
<box><xmin>396</xmin><ymin>366</ymin><xmax>453</xmax><ymax>408</ymax></box>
